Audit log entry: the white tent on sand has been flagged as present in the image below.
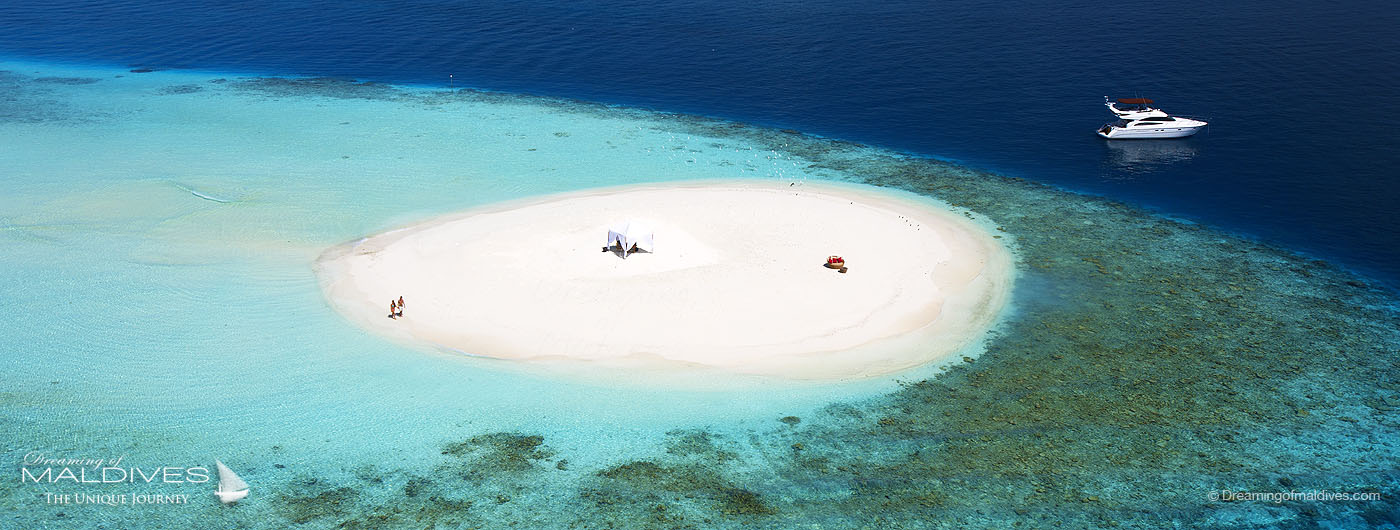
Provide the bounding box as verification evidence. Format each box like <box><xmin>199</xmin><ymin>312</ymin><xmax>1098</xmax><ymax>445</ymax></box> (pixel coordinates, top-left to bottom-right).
<box><xmin>607</xmin><ymin>221</ymin><xmax>654</xmax><ymax>257</ymax></box>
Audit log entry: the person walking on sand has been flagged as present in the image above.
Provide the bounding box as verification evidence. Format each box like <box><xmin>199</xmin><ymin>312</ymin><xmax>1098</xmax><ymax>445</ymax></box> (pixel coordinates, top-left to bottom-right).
<box><xmin>396</xmin><ymin>296</ymin><xmax>405</xmax><ymax>318</ymax></box>
<box><xmin>389</xmin><ymin>300</ymin><xmax>398</xmax><ymax>320</ymax></box>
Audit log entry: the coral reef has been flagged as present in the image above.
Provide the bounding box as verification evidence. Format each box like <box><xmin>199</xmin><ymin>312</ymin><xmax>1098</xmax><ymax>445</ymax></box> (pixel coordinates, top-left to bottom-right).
<box><xmin>229</xmin><ymin>76</ymin><xmax>402</xmax><ymax>100</ymax></box>
<box><xmin>3</xmin><ymin>70</ymin><xmax>1395</xmax><ymax>529</ymax></box>
<box><xmin>217</xmin><ymin>87</ymin><xmax>1400</xmax><ymax>529</ymax></box>
<box><xmin>0</xmin><ymin>70</ymin><xmax>82</xmax><ymax>123</ymax></box>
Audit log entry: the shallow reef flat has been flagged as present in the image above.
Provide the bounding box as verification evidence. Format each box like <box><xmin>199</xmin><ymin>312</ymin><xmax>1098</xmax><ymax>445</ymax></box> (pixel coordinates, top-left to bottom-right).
<box><xmin>327</xmin><ymin>89</ymin><xmax>1397</xmax><ymax>530</ymax></box>
<box><xmin>250</xmin><ymin>75</ymin><xmax>1397</xmax><ymax>529</ymax></box>
<box><xmin>1</xmin><ymin>66</ymin><xmax>1396</xmax><ymax>529</ymax></box>
<box><xmin>303</xmin><ymin>162</ymin><xmax>1396</xmax><ymax>530</ymax></box>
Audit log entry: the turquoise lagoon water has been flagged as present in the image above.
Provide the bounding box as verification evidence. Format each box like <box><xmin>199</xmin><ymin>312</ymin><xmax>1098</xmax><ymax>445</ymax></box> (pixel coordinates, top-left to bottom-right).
<box><xmin>1</xmin><ymin>59</ymin><xmax>967</xmax><ymax>527</ymax></box>
<box><xmin>2</xmin><ymin>60</ymin><xmax>1398</xmax><ymax>528</ymax></box>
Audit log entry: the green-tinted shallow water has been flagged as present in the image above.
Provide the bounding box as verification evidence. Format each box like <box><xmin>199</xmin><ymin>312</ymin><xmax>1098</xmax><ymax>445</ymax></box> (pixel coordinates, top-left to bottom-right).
<box><xmin>1</xmin><ymin>61</ymin><xmax>1396</xmax><ymax>529</ymax></box>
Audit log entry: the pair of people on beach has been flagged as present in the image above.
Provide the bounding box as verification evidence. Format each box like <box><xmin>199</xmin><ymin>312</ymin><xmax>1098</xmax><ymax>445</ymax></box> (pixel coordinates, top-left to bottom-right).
<box><xmin>389</xmin><ymin>296</ymin><xmax>404</xmax><ymax>319</ymax></box>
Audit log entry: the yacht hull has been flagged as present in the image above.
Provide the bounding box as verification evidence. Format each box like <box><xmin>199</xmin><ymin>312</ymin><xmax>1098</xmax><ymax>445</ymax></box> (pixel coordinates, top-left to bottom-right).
<box><xmin>1098</xmin><ymin>124</ymin><xmax>1204</xmax><ymax>139</ymax></box>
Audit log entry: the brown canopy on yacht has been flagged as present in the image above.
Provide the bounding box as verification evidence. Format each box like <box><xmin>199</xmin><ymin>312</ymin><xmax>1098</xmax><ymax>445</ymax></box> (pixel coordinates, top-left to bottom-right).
<box><xmin>1117</xmin><ymin>98</ymin><xmax>1154</xmax><ymax>104</ymax></box>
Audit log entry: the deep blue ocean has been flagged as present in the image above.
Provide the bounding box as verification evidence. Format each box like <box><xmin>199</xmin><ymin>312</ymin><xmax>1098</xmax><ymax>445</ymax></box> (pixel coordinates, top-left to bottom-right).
<box><xmin>2</xmin><ymin>0</ymin><xmax>1397</xmax><ymax>286</ymax></box>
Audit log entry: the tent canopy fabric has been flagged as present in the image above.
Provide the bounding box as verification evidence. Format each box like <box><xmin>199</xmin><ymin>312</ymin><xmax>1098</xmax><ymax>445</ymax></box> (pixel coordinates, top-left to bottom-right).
<box><xmin>607</xmin><ymin>221</ymin><xmax>654</xmax><ymax>253</ymax></box>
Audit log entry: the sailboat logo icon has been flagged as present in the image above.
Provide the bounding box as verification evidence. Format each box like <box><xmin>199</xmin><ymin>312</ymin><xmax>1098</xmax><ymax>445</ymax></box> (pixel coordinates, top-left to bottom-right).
<box><xmin>214</xmin><ymin>460</ymin><xmax>250</xmax><ymax>503</ymax></box>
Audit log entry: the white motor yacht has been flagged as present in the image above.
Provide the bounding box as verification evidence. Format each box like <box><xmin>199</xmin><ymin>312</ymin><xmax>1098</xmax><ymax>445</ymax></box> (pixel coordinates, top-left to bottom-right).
<box><xmin>1098</xmin><ymin>96</ymin><xmax>1207</xmax><ymax>139</ymax></box>
<box><xmin>1104</xmin><ymin>97</ymin><xmax>1168</xmax><ymax>120</ymax></box>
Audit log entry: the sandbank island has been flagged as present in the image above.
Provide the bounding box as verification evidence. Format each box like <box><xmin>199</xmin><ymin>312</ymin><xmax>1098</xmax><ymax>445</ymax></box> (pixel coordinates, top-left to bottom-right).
<box><xmin>316</xmin><ymin>181</ymin><xmax>1014</xmax><ymax>380</ymax></box>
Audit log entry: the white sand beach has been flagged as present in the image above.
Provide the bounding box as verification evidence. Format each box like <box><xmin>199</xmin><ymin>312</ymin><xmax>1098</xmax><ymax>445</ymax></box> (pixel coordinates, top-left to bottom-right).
<box><xmin>315</xmin><ymin>181</ymin><xmax>1014</xmax><ymax>380</ymax></box>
